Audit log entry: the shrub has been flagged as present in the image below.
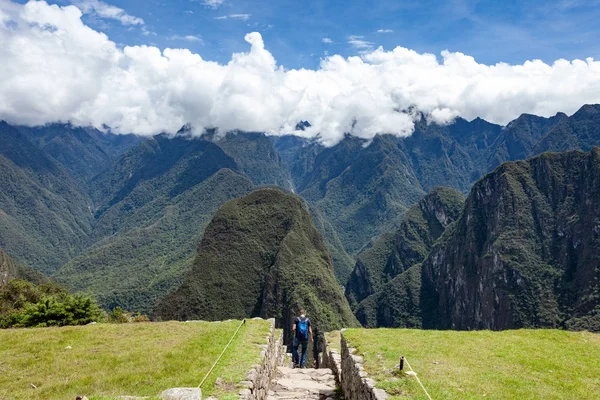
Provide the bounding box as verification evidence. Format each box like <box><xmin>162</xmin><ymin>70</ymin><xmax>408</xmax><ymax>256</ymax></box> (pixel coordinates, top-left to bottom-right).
<box><xmin>0</xmin><ymin>279</ymin><xmax>102</xmax><ymax>328</ymax></box>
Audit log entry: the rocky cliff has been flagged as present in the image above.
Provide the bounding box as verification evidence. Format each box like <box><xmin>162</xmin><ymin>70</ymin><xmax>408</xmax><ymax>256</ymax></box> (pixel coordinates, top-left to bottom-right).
<box><xmin>421</xmin><ymin>148</ymin><xmax>600</xmax><ymax>331</ymax></box>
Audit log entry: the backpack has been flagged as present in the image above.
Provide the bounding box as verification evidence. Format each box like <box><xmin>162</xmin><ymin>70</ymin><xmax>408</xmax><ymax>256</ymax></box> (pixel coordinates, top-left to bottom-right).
<box><xmin>297</xmin><ymin>317</ymin><xmax>309</xmax><ymax>341</ymax></box>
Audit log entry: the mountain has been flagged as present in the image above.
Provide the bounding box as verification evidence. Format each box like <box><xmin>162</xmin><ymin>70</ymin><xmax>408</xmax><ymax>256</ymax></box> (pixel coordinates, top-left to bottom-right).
<box><xmin>155</xmin><ymin>188</ymin><xmax>358</xmax><ymax>339</ymax></box>
<box><xmin>55</xmin><ymin>134</ymin><xmax>257</xmax><ymax>313</ymax></box>
<box><xmin>0</xmin><ymin>121</ymin><xmax>93</xmax><ymax>274</ymax></box>
<box><xmin>347</xmin><ymin>187</ymin><xmax>464</xmax><ymax>320</ymax></box>
<box><xmin>277</xmin><ymin>105</ymin><xmax>600</xmax><ymax>258</ymax></box>
<box><xmin>420</xmin><ymin>148</ymin><xmax>600</xmax><ymax>331</ymax></box>
<box><xmin>0</xmin><ymin>247</ymin><xmax>47</xmax><ymax>286</ymax></box>
<box><xmin>54</xmin><ymin>132</ymin><xmax>351</xmax><ymax>313</ymax></box>
<box><xmin>487</xmin><ymin>112</ymin><xmax>567</xmax><ymax>170</ymax></box>
<box><xmin>288</xmin><ymin>134</ymin><xmax>426</xmax><ymax>255</ymax></box>
<box><xmin>280</xmin><ymin>116</ymin><xmax>502</xmax><ymax>255</ymax></box>
<box><xmin>401</xmin><ymin>115</ymin><xmax>503</xmax><ymax>193</ymax></box>
<box><xmin>532</xmin><ymin>104</ymin><xmax>600</xmax><ymax>154</ymax></box>
<box><xmin>3</xmin><ymin>104</ymin><xmax>600</xmax><ymax>319</ymax></box>
<box><xmin>17</xmin><ymin>123</ymin><xmax>141</xmax><ymax>183</ymax></box>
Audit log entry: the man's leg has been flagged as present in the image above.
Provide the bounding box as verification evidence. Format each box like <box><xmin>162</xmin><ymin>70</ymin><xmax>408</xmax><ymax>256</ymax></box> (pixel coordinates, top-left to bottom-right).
<box><xmin>292</xmin><ymin>337</ymin><xmax>299</xmax><ymax>367</ymax></box>
<box><xmin>300</xmin><ymin>340</ymin><xmax>308</xmax><ymax>368</ymax></box>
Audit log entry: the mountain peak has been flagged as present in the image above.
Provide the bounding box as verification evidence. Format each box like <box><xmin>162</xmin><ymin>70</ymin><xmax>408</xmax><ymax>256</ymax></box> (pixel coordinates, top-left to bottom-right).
<box><xmin>155</xmin><ymin>187</ymin><xmax>358</xmax><ymax>339</ymax></box>
<box><xmin>573</xmin><ymin>104</ymin><xmax>600</xmax><ymax>119</ymax></box>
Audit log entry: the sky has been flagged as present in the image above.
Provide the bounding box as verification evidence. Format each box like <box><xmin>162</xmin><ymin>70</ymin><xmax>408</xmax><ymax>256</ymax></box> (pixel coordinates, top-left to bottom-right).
<box><xmin>2</xmin><ymin>0</ymin><xmax>600</xmax><ymax>145</ymax></box>
<box><xmin>14</xmin><ymin>0</ymin><xmax>600</xmax><ymax>69</ymax></box>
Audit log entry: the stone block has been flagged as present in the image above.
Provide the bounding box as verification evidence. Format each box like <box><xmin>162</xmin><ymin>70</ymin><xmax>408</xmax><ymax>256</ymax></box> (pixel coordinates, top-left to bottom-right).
<box><xmin>159</xmin><ymin>388</ymin><xmax>201</xmax><ymax>400</ymax></box>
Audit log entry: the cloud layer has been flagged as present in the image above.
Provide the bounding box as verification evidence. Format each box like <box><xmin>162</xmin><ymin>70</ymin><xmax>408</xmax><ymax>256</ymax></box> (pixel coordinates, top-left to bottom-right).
<box><xmin>2</xmin><ymin>1</ymin><xmax>600</xmax><ymax>146</ymax></box>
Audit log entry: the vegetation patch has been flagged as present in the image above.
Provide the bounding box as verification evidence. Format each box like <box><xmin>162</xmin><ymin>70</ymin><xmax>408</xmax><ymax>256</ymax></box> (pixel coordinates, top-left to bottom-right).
<box><xmin>0</xmin><ymin>319</ymin><xmax>270</xmax><ymax>399</ymax></box>
<box><xmin>341</xmin><ymin>328</ymin><xmax>600</xmax><ymax>399</ymax></box>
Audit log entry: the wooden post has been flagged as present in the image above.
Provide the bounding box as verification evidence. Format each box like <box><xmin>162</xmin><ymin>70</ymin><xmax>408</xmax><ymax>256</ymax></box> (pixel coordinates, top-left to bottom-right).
<box><xmin>399</xmin><ymin>356</ymin><xmax>405</xmax><ymax>371</ymax></box>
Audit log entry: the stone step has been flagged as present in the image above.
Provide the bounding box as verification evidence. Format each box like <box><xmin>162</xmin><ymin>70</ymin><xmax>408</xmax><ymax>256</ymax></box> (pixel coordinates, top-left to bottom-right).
<box><xmin>269</xmin><ymin>366</ymin><xmax>339</xmax><ymax>400</ymax></box>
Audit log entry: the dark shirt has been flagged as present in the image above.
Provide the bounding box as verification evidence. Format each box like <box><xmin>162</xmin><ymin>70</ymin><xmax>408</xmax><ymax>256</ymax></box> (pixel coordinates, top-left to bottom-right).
<box><xmin>294</xmin><ymin>316</ymin><xmax>311</xmax><ymax>340</ymax></box>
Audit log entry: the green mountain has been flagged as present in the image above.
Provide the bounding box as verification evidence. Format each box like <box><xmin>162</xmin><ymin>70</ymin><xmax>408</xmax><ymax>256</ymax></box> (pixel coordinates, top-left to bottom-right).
<box><xmin>346</xmin><ymin>187</ymin><xmax>464</xmax><ymax>321</ymax></box>
<box><xmin>0</xmin><ymin>121</ymin><xmax>93</xmax><ymax>274</ymax></box>
<box><xmin>55</xmin><ymin>134</ymin><xmax>257</xmax><ymax>313</ymax></box>
<box><xmin>17</xmin><ymin>123</ymin><xmax>141</xmax><ymax>183</ymax></box>
<box><xmin>290</xmin><ymin>134</ymin><xmax>426</xmax><ymax>255</ymax></box>
<box><xmin>421</xmin><ymin>148</ymin><xmax>600</xmax><ymax>331</ymax></box>
<box><xmin>54</xmin><ymin>132</ymin><xmax>351</xmax><ymax>313</ymax></box>
<box><xmin>279</xmin><ymin>115</ymin><xmax>502</xmax><ymax>256</ymax></box>
<box><xmin>155</xmin><ymin>188</ymin><xmax>358</xmax><ymax>338</ymax></box>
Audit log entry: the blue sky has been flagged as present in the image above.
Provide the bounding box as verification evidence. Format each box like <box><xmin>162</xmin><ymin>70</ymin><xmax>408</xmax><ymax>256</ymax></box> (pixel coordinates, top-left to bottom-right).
<box><xmin>16</xmin><ymin>0</ymin><xmax>600</xmax><ymax>69</ymax></box>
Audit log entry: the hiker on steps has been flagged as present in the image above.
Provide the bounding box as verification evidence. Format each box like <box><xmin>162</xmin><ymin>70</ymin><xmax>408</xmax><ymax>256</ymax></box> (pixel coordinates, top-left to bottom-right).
<box><xmin>292</xmin><ymin>309</ymin><xmax>312</xmax><ymax>369</ymax></box>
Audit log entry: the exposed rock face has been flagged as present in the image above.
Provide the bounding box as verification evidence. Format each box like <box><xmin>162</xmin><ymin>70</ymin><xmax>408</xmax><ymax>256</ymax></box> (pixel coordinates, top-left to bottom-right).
<box><xmin>345</xmin><ymin>187</ymin><xmax>465</xmax><ymax>312</ymax></box>
<box><xmin>154</xmin><ymin>188</ymin><xmax>358</xmax><ymax>341</ymax></box>
<box><xmin>421</xmin><ymin>148</ymin><xmax>600</xmax><ymax>331</ymax></box>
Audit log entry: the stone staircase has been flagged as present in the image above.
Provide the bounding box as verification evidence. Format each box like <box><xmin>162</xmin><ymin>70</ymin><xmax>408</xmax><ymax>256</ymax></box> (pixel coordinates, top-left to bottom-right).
<box><xmin>267</xmin><ymin>366</ymin><xmax>339</xmax><ymax>400</ymax></box>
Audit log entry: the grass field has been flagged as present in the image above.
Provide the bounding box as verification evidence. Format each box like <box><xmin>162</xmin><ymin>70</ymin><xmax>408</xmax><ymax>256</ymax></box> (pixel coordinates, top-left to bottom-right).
<box><xmin>0</xmin><ymin>319</ymin><xmax>271</xmax><ymax>400</ymax></box>
<box><xmin>336</xmin><ymin>329</ymin><xmax>600</xmax><ymax>400</ymax></box>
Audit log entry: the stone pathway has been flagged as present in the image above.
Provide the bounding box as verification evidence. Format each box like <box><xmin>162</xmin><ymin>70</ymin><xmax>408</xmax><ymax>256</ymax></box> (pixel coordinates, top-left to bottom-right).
<box><xmin>267</xmin><ymin>367</ymin><xmax>339</xmax><ymax>400</ymax></box>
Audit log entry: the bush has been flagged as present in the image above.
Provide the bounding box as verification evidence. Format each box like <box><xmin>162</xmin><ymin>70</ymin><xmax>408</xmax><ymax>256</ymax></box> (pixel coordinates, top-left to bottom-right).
<box><xmin>0</xmin><ymin>279</ymin><xmax>102</xmax><ymax>328</ymax></box>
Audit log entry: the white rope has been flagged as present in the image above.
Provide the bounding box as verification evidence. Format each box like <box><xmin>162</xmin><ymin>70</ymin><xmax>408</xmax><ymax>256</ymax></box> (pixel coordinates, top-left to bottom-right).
<box><xmin>197</xmin><ymin>319</ymin><xmax>246</xmax><ymax>395</ymax></box>
<box><xmin>404</xmin><ymin>357</ymin><xmax>433</xmax><ymax>400</ymax></box>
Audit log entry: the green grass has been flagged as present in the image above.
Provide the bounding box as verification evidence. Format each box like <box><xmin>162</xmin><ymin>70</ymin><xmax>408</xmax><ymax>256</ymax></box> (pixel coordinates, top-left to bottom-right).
<box><xmin>0</xmin><ymin>319</ymin><xmax>271</xmax><ymax>399</ymax></box>
<box><xmin>341</xmin><ymin>328</ymin><xmax>600</xmax><ymax>400</ymax></box>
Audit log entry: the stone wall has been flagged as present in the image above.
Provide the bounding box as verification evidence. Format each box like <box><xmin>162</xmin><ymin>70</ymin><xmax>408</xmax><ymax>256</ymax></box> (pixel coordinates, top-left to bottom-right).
<box><xmin>239</xmin><ymin>318</ymin><xmax>283</xmax><ymax>400</ymax></box>
<box><xmin>337</xmin><ymin>332</ymin><xmax>389</xmax><ymax>400</ymax></box>
<box><xmin>321</xmin><ymin>337</ymin><xmax>341</xmax><ymax>385</ymax></box>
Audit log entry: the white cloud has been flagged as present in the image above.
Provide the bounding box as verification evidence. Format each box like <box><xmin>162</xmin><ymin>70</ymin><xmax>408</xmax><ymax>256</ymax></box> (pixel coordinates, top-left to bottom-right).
<box><xmin>169</xmin><ymin>34</ymin><xmax>204</xmax><ymax>43</ymax></box>
<box><xmin>202</xmin><ymin>0</ymin><xmax>225</xmax><ymax>8</ymax></box>
<box><xmin>72</xmin><ymin>0</ymin><xmax>143</xmax><ymax>25</ymax></box>
<box><xmin>215</xmin><ymin>13</ymin><xmax>250</xmax><ymax>20</ymax></box>
<box><xmin>141</xmin><ymin>26</ymin><xmax>156</xmax><ymax>36</ymax></box>
<box><xmin>347</xmin><ymin>35</ymin><xmax>374</xmax><ymax>51</ymax></box>
<box><xmin>377</xmin><ymin>29</ymin><xmax>393</xmax><ymax>33</ymax></box>
<box><xmin>322</xmin><ymin>37</ymin><xmax>333</xmax><ymax>44</ymax></box>
<box><xmin>2</xmin><ymin>1</ymin><xmax>600</xmax><ymax>146</ymax></box>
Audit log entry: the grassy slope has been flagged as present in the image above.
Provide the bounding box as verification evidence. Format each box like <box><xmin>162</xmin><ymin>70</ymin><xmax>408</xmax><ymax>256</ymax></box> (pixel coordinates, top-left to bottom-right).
<box><xmin>0</xmin><ymin>320</ymin><xmax>270</xmax><ymax>400</ymax></box>
<box><xmin>341</xmin><ymin>328</ymin><xmax>600</xmax><ymax>400</ymax></box>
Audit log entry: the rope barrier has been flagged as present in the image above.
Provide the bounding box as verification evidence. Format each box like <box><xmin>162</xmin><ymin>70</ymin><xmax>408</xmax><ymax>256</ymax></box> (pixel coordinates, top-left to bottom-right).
<box><xmin>197</xmin><ymin>319</ymin><xmax>246</xmax><ymax>396</ymax></box>
<box><xmin>403</xmin><ymin>356</ymin><xmax>433</xmax><ymax>400</ymax></box>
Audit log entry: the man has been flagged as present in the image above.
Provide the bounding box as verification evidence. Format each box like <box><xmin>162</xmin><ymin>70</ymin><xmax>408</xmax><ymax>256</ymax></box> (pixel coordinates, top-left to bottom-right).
<box><xmin>292</xmin><ymin>309</ymin><xmax>312</xmax><ymax>368</ymax></box>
